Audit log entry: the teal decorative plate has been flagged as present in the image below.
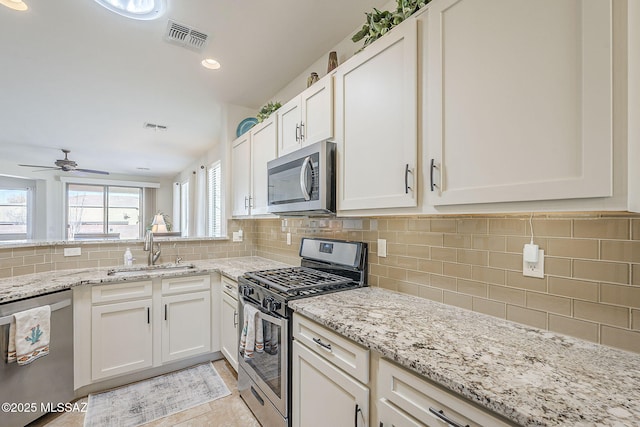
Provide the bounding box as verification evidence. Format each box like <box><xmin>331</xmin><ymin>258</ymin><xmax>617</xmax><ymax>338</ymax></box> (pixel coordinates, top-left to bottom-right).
<box><xmin>236</xmin><ymin>117</ymin><xmax>258</xmax><ymax>137</ymax></box>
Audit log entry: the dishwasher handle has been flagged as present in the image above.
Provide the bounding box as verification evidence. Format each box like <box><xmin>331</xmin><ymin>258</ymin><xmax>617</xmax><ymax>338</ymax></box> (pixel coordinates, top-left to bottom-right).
<box><xmin>0</xmin><ymin>299</ymin><xmax>71</xmax><ymax>326</ymax></box>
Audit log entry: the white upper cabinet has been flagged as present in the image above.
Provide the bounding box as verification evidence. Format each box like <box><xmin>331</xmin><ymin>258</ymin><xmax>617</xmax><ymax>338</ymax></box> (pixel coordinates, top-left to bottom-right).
<box><xmin>250</xmin><ymin>116</ymin><xmax>278</xmax><ymax>215</ymax></box>
<box><xmin>231</xmin><ymin>132</ymin><xmax>251</xmax><ymax>217</ymax></box>
<box><xmin>230</xmin><ymin>115</ymin><xmax>277</xmax><ymax>217</ymax></box>
<box><xmin>277</xmin><ymin>75</ymin><xmax>333</xmax><ymax>156</ymax></box>
<box><xmin>335</xmin><ymin>18</ymin><xmax>418</xmax><ymax>211</ymax></box>
<box><xmin>425</xmin><ymin>0</ymin><xmax>613</xmax><ymax>206</ymax></box>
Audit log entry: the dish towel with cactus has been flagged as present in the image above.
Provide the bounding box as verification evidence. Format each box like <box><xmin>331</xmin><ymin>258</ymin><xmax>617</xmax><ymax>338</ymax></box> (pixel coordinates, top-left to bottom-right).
<box><xmin>7</xmin><ymin>305</ymin><xmax>51</xmax><ymax>365</ymax></box>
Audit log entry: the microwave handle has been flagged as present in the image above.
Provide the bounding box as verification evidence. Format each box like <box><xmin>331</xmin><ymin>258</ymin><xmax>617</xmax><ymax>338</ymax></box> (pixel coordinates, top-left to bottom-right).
<box><xmin>300</xmin><ymin>156</ymin><xmax>313</xmax><ymax>201</ymax></box>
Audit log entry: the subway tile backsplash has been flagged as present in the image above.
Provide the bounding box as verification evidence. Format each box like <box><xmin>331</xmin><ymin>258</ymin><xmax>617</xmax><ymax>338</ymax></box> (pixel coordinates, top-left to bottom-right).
<box><xmin>255</xmin><ymin>213</ymin><xmax>640</xmax><ymax>354</ymax></box>
<box><xmin>1</xmin><ymin>213</ymin><xmax>639</xmax><ymax>354</ymax></box>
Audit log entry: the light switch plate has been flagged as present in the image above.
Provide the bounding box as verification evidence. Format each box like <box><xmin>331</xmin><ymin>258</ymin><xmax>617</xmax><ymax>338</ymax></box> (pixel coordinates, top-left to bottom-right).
<box><xmin>378</xmin><ymin>239</ymin><xmax>387</xmax><ymax>258</ymax></box>
<box><xmin>232</xmin><ymin>231</ymin><xmax>242</xmax><ymax>242</ymax></box>
<box><xmin>286</xmin><ymin>232</ymin><xmax>291</xmax><ymax>245</ymax></box>
<box><xmin>523</xmin><ymin>249</ymin><xmax>544</xmax><ymax>278</ymax></box>
<box><xmin>64</xmin><ymin>247</ymin><xmax>81</xmax><ymax>257</ymax></box>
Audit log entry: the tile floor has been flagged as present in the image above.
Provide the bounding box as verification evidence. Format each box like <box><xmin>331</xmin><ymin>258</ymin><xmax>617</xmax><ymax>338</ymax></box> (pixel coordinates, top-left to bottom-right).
<box><xmin>31</xmin><ymin>359</ymin><xmax>260</xmax><ymax>427</ymax></box>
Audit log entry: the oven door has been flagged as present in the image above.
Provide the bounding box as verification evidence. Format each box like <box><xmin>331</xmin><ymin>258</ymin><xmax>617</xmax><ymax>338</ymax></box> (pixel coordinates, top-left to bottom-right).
<box><xmin>238</xmin><ymin>296</ymin><xmax>288</xmax><ymax>417</ymax></box>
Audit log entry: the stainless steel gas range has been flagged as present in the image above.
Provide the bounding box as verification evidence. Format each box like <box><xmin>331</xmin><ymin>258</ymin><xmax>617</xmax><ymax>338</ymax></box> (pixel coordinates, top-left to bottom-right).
<box><xmin>237</xmin><ymin>238</ymin><xmax>368</xmax><ymax>427</ymax></box>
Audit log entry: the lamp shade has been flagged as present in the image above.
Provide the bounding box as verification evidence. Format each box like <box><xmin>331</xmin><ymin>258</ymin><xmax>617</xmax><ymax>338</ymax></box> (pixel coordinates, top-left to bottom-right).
<box><xmin>151</xmin><ymin>214</ymin><xmax>168</xmax><ymax>233</ymax></box>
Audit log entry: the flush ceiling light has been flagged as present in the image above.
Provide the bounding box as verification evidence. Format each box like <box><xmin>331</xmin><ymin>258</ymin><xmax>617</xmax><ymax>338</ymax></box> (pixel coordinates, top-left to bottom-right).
<box><xmin>94</xmin><ymin>0</ymin><xmax>166</xmax><ymax>20</ymax></box>
<box><xmin>201</xmin><ymin>58</ymin><xmax>221</xmax><ymax>70</ymax></box>
<box><xmin>0</xmin><ymin>0</ymin><xmax>28</xmax><ymax>11</ymax></box>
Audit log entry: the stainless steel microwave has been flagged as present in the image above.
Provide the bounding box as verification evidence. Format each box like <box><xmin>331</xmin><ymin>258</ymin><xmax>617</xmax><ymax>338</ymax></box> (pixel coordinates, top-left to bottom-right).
<box><xmin>267</xmin><ymin>140</ymin><xmax>336</xmax><ymax>215</ymax></box>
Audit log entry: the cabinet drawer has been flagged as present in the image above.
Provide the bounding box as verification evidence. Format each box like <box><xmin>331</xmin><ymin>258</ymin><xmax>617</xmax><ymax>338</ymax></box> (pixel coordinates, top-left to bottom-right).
<box><xmin>161</xmin><ymin>275</ymin><xmax>210</xmax><ymax>295</ymax></box>
<box><xmin>378</xmin><ymin>359</ymin><xmax>514</xmax><ymax>427</ymax></box>
<box><xmin>378</xmin><ymin>398</ymin><xmax>425</xmax><ymax>427</ymax></box>
<box><xmin>221</xmin><ymin>276</ymin><xmax>238</xmax><ymax>299</ymax></box>
<box><xmin>293</xmin><ymin>313</ymin><xmax>369</xmax><ymax>384</ymax></box>
<box><xmin>91</xmin><ymin>280</ymin><xmax>152</xmax><ymax>304</ymax></box>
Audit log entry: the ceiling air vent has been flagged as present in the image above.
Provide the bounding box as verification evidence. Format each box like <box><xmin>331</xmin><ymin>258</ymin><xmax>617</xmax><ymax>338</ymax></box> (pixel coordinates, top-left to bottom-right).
<box><xmin>164</xmin><ymin>20</ymin><xmax>208</xmax><ymax>52</ymax></box>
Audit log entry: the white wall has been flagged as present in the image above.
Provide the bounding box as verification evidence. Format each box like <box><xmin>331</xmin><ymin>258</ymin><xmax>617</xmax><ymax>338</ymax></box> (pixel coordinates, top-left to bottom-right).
<box><xmin>172</xmin><ymin>102</ymin><xmax>254</xmax><ymax>237</ymax></box>
<box><xmin>629</xmin><ymin>0</ymin><xmax>640</xmax><ymax>211</ymax></box>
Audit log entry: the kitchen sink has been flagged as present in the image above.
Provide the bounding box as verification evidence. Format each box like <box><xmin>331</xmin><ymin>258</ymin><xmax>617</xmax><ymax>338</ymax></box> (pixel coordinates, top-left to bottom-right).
<box><xmin>107</xmin><ymin>263</ymin><xmax>197</xmax><ymax>276</ymax></box>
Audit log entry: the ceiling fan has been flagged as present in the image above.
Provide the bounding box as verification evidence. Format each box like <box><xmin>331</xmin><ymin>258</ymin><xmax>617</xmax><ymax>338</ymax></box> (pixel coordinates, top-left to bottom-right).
<box><xmin>18</xmin><ymin>149</ymin><xmax>109</xmax><ymax>175</ymax></box>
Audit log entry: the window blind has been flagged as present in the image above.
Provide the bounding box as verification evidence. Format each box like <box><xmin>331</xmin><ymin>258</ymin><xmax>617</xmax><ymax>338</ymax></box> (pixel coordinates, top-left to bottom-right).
<box><xmin>207</xmin><ymin>161</ymin><xmax>222</xmax><ymax>236</ymax></box>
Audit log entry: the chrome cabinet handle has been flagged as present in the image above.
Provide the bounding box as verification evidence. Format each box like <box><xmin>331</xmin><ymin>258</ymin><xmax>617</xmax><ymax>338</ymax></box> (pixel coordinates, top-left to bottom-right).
<box><xmin>299</xmin><ymin>156</ymin><xmax>313</xmax><ymax>201</ymax></box>
<box><xmin>300</xmin><ymin>122</ymin><xmax>305</xmax><ymax>140</ymax></box>
<box><xmin>405</xmin><ymin>164</ymin><xmax>413</xmax><ymax>194</ymax></box>
<box><xmin>225</xmin><ymin>284</ymin><xmax>233</xmax><ymax>291</ymax></box>
<box><xmin>233</xmin><ymin>310</ymin><xmax>238</xmax><ymax>327</ymax></box>
<box><xmin>312</xmin><ymin>337</ymin><xmax>332</xmax><ymax>351</ymax></box>
<box><xmin>428</xmin><ymin>408</ymin><xmax>469</xmax><ymax>427</ymax></box>
<box><xmin>244</xmin><ymin>196</ymin><xmax>249</xmax><ymax>209</ymax></box>
<box><xmin>295</xmin><ymin>124</ymin><xmax>300</xmax><ymax>142</ymax></box>
<box><xmin>248</xmin><ymin>195</ymin><xmax>253</xmax><ymax>208</ymax></box>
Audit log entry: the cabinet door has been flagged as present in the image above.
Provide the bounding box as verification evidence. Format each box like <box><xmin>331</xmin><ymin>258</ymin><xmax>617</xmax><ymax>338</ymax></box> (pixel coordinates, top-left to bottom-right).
<box><xmin>335</xmin><ymin>18</ymin><xmax>418</xmax><ymax>211</ymax></box>
<box><xmin>301</xmin><ymin>76</ymin><xmax>333</xmax><ymax>147</ymax></box>
<box><xmin>91</xmin><ymin>299</ymin><xmax>152</xmax><ymax>380</ymax></box>
<box><xmin>277</xmin><ymin>97</ymin><xmax>302</xmax><ymax>156</ymax></box>
<box><xmin>220</xmin><ymin>291</ymin><xmax>239</xmax><ymax>371</ymax></box>
<box><xmin>292</xmin><ymin>340</ymin><xmax>369</xmax><ymax>427</ymax></box>
<box><xmin>161</xmin><ymin>290</ymin><xmax>211</xmax><ymax>362</ymax></box>
<box><xmin>250</xmin><ymin>116</ymin><xmax>278</xmax><ymax>215</ymax></box>
<box><xmin>426</xmin><ymin>0</ymin><xmax>613</xmax><ymax>205</ymax></box>
<box><xmin>231</xmin><ymin>134</ymin><xmax>251</xmax><ymax>216</ymax></box>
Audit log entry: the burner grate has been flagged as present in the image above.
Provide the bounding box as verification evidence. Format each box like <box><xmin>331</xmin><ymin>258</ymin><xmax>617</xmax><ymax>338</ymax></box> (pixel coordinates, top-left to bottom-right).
<box><xmin>245</xmin><ymin>267</ymin><xmax>351</xmax><ymax>295</ymax></box>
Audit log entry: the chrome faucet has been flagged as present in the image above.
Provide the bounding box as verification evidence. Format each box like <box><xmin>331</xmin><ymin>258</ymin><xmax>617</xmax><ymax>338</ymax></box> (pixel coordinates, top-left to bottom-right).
<box><xmin>144</xmin><ymin>231</ymin><xmax>161</xmax><ymax>266</ymax></box>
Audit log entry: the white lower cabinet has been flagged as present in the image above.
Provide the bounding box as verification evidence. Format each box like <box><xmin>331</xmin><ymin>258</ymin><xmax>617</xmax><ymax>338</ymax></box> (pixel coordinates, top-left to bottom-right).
<box><xmin>292</xmin><ymin>313</ymin><xmax>369</xmax><ymax>427</ymax></box>
<box><xmin>161</xmin><ymin>290</ymin><xmax>211</xmax><ymax>363</ymax></box>
<box><xmin>91</xmin><ymin>298</ymin><xmax>153</xmax><ymax>381</ymax></box>
<box><xmin>76</xmin><ymin>275</ymin><xmax>216</xmax><ymax>387</ymax></box>
<box><xmin>220</xmin><ymin>276</ymin><xmax>239</xmax><ymax>371</ymax></box>
<box><xmin>376</xmin><ymin>358</ymin><xmax>514</xmax><ymax>427</ymax></box>
<box><xmin>292</xmin><ymin>341</ymin><xmax>369</xmax><ymax>427</ymax></box>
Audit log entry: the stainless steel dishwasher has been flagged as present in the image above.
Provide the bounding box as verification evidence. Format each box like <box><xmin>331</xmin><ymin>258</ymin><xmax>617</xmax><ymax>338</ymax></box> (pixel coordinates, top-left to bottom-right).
<box><xmin>0</xmin><ymin>289</ymin><xmax>74</xmax><ymax>427</ymax></box>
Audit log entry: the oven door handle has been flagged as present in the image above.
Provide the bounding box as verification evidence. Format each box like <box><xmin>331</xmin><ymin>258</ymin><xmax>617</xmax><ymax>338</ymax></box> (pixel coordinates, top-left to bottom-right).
<box><xmin>241</xmin><ymin>298</ymin><xmax>287</xmax><ymax>328</ymax></box>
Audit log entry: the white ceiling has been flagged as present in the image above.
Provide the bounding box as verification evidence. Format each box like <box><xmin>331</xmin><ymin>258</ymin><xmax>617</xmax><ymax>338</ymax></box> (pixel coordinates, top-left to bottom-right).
<box><xmin>0</xmin><ymin>0</ymin><xmax>387</xmax><ymax>178</ymax></box>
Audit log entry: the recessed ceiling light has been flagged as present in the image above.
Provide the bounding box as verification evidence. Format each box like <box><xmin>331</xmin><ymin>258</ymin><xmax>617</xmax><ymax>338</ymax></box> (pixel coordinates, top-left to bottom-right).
<box><xmin>94</xmin><ymin>0</ymin><xmax>166</xmax><ymax>20</ymax></box>
<box><xmin>0</xmin><ymin>0</ymin><xmax>28</xmax><ymax>11</ymax></box>
<box><xmin>201</xmin><ymin>58</ymin><xmax>221</xmax><ymax>70</ymax></box>
<box><xmin>136</xmin><ymin>167</ymin><xmax>150</xmax><ymax>171</ymax></box>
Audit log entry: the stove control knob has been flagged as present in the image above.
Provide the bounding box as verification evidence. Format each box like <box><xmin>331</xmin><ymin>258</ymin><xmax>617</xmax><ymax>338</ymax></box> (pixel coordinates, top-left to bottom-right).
<box><xmin>271</xmin><ymin>300</ymin><xmax>282</xmax><ymax>311</ymax></box>
<box><xmin>262</xmin><ymin>297</ymin><xmax>273</xmax><ymax>311</ymax></box>
<box><xmin>242</xmin><ymin>287</ymin><xmax>254</xmax><ymax>297</ymax></box>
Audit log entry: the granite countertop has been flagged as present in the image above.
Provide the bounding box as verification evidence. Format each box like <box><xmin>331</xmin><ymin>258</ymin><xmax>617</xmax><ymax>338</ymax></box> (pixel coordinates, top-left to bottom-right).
<box><xmin>289</xmin><ymin>287</ymin><xmax>640</xmax><ymax>427</ymax></box>
<box><xmin>0</xmin><ymin>256</ymin><xmax>289</xmax><ymax>304</ymax></box>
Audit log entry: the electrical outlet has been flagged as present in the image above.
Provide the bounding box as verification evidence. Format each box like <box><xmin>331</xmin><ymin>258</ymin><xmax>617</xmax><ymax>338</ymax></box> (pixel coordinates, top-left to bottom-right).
<box><xmin>63</xmin><ymin>247</ymin><xmax>81</xmax><ymax>257</ymax></box>
<box><xmin>232</xmin><ymin>231</ymin><xmax>243</xmax><ymax>242</ymax></box>
<box><xmin>378</xmin><ymin>239</ymin><xmax>387</xmax><ymax>258</ymax></box>
<box><xmin>523</xmin><ymin>249</ymin><xmax>544</xmax><ymax>278</ymax></box>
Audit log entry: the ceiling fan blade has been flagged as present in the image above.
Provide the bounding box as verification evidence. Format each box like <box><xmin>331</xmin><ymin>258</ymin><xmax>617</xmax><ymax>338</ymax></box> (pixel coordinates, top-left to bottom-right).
<box><xmin>74</xmin><ymin>168</ymin><xmax>110</xmax><ymax>175</ymax></box>
<box><xmin>18</xmin><ymin>164</ymin><xmax>59</xmax><ymax>169</ymax></box>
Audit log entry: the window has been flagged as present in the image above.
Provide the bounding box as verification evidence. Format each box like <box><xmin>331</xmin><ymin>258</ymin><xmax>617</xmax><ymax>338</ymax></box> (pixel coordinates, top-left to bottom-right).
<box><xmin>180</xmin><ymin>180</ymin><xmax>189</xmax><ymax>237</ymax></box>
<box><xmin>0</xmin><ymin>187</ymin><xmax>30</xmax><ymax>240</ymax></box>
<box><xmin>207</xmin><ymin>161</ymin><xmax>222</xmax><ymax>236</ymax></box>
<box><xmin>67</xmin><ymin>184</ymin><xmax>142</xmax><ymax>240</ymax></box>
